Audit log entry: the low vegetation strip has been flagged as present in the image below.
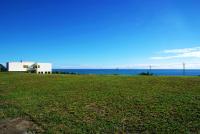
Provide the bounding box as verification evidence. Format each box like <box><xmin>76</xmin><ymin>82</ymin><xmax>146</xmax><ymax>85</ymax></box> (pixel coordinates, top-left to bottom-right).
<box><xmin>0</xmin><ymin>73</ymin><xmax>200</xmax><ymax>133</ymax></box>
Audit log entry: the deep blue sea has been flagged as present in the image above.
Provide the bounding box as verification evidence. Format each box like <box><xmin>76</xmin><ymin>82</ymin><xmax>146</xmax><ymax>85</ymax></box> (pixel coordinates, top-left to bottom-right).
<box><xmin>53</xmin><ymin>69</ymin><xmax>200</xmax><ymax>76</ymax></box>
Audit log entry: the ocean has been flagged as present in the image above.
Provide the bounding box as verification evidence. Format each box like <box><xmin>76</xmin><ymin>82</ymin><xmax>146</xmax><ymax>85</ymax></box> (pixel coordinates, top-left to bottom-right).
<box><xmin>53</xmin><ymin>69</ymin><xmax>200</xmax><ymax>76</ymax></box>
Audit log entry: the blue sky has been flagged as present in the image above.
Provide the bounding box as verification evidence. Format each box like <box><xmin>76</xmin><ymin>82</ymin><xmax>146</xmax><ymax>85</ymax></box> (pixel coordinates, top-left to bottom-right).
<box><xmin>1</xmin><ymin>0</ymin><xmax>200</xmax><ymax>69</ymax></box>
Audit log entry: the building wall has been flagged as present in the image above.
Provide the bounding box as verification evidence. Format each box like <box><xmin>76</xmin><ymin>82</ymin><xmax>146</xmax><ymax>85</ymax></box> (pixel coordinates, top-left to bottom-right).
<box><xmin>36</xmin><ymin>63</ymin><xmax>52</xmax><ymax>74</ymax></box>
<box><xmin>7</xmin><ymin>62</ymin><xmax>34</xmax><ymax>72</ymax></box>
<box><xmin>7</xmin><ymin>62</ymin><xmax>52</xmax><ymax>74</ymax></box>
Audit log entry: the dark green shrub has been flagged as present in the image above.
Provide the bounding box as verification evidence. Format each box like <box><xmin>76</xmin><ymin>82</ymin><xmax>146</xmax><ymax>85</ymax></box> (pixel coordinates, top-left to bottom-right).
<box><xmin>0</xmin><ymin>64</ymin><xmax>7</xmax><ymax>72</ymax></box>
<box><xmin>138</xmin><ymin>72</ymin><xmax>153</xmax><ymax>76</ymax></box>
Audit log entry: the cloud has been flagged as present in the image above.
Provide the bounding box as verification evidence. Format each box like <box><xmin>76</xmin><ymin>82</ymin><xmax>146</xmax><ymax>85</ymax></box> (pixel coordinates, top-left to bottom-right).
<box><xmin>151</xmin><ymin>47</ymin><xmax>200</xmax><ymax>60</ymax></box>
<box><xmin>151</xmin><ymin>56</ymin><xmax>177</xmax><ymax>60</ymax></box>
<box><xmin>163</xmin><ymin>47</ymin><xmax>200</xmax><ymax>54</ymax></box>
<box><xmin>54</xmin><ymin>63</ymin><xmax>200</xmax><ymax>69</ymax></box>
<box><xmin>53</xmin><ymin>47</ymin><xmax>200</xmax><ymax>69</ymax></box>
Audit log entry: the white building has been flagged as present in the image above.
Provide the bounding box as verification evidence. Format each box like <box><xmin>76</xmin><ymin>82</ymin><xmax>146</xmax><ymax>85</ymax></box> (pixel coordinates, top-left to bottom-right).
<box><xmin>7</xmin><ymin>61</ymin><xmax>52</xmax><ymax>74</ymax></box>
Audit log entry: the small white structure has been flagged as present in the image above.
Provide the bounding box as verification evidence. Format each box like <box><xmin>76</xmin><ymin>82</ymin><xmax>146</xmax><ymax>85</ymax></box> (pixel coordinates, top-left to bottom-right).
<box><xmin>7</xmin><ymin>61</ymin><xmax>52</xmax><ymax>74</ymax></box>
<box><xmin>33</xmin><ymin>63</ymin><xmax>52</xmax><ymax>74</ymax></box>
<box><xmin>7</xmin><ymin>62</ymin><xmax>35</xmax><ymax>72</ymax></box>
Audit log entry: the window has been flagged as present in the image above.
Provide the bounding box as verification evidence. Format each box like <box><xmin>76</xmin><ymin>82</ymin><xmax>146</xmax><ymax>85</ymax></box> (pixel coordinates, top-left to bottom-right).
<box><xmin>23</xmin><ymin>65</ymin><xmax>28</xmax><ymax>68</ymax></box>
<box><xmin>33</xmin><ymin>65</ymin><xmax>37</xmax><ymax>69</ymax></box>
<box><xmin>38</xmin><ymin>65</ymin><xmax>40</xmax><ymax>68</ymax></box>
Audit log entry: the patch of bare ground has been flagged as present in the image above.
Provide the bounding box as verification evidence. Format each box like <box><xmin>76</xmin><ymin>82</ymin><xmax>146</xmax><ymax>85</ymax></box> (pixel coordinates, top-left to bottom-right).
<box><xmin>0</xmin><ymin>118</ymin><xmax>42</xmax><ymax>134</ymax></box>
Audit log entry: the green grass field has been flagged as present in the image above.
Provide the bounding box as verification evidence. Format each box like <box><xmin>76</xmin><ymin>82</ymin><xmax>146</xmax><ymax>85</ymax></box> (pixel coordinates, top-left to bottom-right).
<box><xmin>0</xmin><ymin>73</ymin><xmax>200</xmax><ymax>133</ymax></box>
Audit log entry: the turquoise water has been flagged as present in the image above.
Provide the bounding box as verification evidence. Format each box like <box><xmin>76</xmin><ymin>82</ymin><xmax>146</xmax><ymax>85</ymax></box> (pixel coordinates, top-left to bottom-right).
<box><xmin>53</xmin><ymin>69</ymin><xmax>200</xmax><ymax>76</ymax></box>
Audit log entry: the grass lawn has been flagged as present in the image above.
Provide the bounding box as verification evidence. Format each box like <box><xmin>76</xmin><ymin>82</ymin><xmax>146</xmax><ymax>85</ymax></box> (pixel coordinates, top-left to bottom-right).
<box><xmin>0</xmin><ymin>73</ymin><xmax>200</xmax><ymax>133</ymax></box>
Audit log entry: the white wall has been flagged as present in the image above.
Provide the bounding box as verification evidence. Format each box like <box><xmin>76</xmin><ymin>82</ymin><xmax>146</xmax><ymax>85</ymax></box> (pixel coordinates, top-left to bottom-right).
<box><xmin>7</xmin><ymin>62</ymin><xmax>34</xmax><ymax>72</ymax></box>
<box><xmin>36</xmin><ymin>63</ymin><xmax>52</xmax><ymax>74</ymax></box>
<box><xmin>7</xmin><ymin>62</ymin><xmax>52</xmax><ymax>74</ymax></box>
